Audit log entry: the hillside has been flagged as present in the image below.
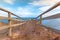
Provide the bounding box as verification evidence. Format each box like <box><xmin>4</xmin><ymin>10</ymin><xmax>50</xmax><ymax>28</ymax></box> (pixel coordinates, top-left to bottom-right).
<box><xmin>0</xmin><ymin>16</ymin><xmax>8</xmax><ymax>20</ymax></box>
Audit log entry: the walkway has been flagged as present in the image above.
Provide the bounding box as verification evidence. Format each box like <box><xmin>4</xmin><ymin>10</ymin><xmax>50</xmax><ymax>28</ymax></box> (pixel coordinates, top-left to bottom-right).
<box><xmin>0</xmin><ymin>2</ymin><xmax>60</xmax><ymax>40</ymax></box>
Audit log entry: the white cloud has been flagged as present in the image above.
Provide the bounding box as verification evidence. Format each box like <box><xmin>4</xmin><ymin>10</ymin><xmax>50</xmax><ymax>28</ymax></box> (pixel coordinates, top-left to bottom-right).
<box><xmin>29</xmin><ymin>0</ymin><xmax>60</xmax><ymax>6</ymax></box>
<box><xmin>0</xmin><ymin>6</ymin><xmax>38</xmax><ymax>18</ymax></box>
<box><xmin>0</xmin><ymin>11</ymin><xmax>8</xmax><ymax>17</ymax></box>
<box><xmin>29</xmin><ymin>0</ymin><xmax>60</xmax><ymax>18</ymax></box>
<box><xmin>3</xmin><ymin>0</ymin><xmax>15</xmax><ymax>4</ymax></box>
<box><xmin>0</xmin><ymin>7</ymin><xmax>13</xmax><ymax>17</ymax></box>
<box><xmin>14</xmin><ymin>7</ymin><xmax>34</xmax><ymax>17</ymax></box>
<box><xmin>0</xmin><ymin>6</ymin><xmax>60</xmax><ymax>18</ymax></box>
<box><xmin>39</xmin><ymin>6</ymin><xmax>52</xmax><ymax>12</ymax></box>
<box><xmin>40</xmin><ymin>6</ymin><xmax>60</xmax><ymax>18</ymax></box>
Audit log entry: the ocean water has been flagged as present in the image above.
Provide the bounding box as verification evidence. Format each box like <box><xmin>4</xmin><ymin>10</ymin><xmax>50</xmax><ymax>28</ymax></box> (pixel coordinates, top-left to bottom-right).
<box><xmin>0</xmin><ymin>18</ymin><xmax>60</xmax><ymax>30</ymax></box>
<box><xmin>0</xmin><ymin>20</ymin><xmax>8</xmax><ymax>24</ymax></box>
<box><xmin>42</xmin><ymin>18</ymin><xmax>60</xmax><ymax>30</ymax></box>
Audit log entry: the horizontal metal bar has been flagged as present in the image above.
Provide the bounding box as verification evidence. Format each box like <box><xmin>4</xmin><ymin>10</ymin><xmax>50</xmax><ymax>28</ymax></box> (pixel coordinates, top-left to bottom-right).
<box><xmin>0</xmin><ymin>22</ymin><xmax>26</xmax><ymax>30</ymax></box>
<box><xmin>43</xmin><ymin>13</ymin><xmax>60</xmax><ymax>20</ymax></box>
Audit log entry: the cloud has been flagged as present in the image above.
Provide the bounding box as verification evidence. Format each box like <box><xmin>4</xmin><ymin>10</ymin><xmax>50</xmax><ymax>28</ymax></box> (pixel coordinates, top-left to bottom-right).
<box><xmin>0</xmin><ymin>7</ymin><xmax>13</xmax><ymax>17</ymax></box>
<box><xmin>0</xmin><ymin>6</ymin><xmax>13</xmax><ymax>12</ymax></box>
<box><xmin>29</xmin><ymin>0</ymin><xmax>60</xmax><ymax>6</ymax></box>
<box><xmin>28</xmin><ymin>0</ymin><xmax>60</xmax><ymax>18</ymax></box>
<box><xmin>14</xmin><ymin>6</ymin><xmax>42</xmax><ymax>18</ymax></box>
<box><xmin>39</xmin><ymin>6</ymin><xmax>52</xmax><ymax>12</ymax></box>
<box><xmin>0</xmin><ymin>0</ymin><xmax>3</xmax><ymax>4</ymax></box>
<box><xmin>0</xmin><ymin>6</ymin><xmax>40</xmax><ymax>18</ymax></box>
<box><xmin>14</xmin><ymin>7</ymin><xmax>34</xmax><ymax>17</ymax></box>
<box><xmin>39</xmin><ymin>6</ymin><xmax>60</xmax><ymax>18</ymax></box>
<box><xmin>3</xmin><ymin>0</ymin><xmax>15</xmax><ymax>4</ymax></box>
<box><xmin>1</xmin><ymin>6</ymin><xmax>60</xmax><ymax>18</ymax></box>
<box><xmin>0</xmin><ymin>10</ymin><xmax>8</xmax><ymax>17</ymax></box>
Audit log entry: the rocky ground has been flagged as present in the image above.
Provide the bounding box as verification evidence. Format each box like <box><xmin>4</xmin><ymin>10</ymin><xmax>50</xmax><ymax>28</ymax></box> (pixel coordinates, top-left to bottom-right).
<box><xmin>0</xmin><ymin>20</ymin><xmax>60</xmax><ymax>40</ymax></box>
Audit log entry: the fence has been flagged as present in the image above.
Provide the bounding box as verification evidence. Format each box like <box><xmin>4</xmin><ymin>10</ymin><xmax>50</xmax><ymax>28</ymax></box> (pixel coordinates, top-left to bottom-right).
<box><xmin>0</xmin><ymin>1</ymin><xmax>60</xmax><ymax>40</ymax></box>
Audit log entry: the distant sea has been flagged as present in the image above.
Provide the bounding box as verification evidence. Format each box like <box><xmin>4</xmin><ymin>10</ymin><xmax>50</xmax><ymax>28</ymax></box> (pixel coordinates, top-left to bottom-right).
<box><xmin>0</xmin><ymin>18</ymin><xmax>60</xmax><ymax>30</ymax></box>
<box><xmin>0</xmin><ymin>19</ymin><xmax>8</xmax><ymax>24</ymax></box>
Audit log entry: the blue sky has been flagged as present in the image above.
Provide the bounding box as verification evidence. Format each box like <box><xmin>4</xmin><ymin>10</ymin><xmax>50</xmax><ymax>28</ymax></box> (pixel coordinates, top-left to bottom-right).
<box><xmin>0</xmin><ymin>0</ymin><xmax>60</xmax><ymax>18</ymax></box>
<box><xmin>0</xmin><ymin>0</ymin><xmax>60</xmax><ymax>30</ymax></box>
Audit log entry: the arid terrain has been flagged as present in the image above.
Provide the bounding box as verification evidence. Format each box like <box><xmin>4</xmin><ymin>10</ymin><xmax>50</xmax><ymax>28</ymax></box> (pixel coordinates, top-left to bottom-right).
<box><xmin>0</xmin><ymin>20</ymin><xmax>60</xmax><ymax>40</ymax></box>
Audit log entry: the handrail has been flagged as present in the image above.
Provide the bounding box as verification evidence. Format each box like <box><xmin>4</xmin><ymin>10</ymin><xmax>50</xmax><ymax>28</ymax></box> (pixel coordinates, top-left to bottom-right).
<box><xmin>0</xmin><ymin>8</ymin><xmax>21</xmax><ymax>19</ymax></box>
<box><xmin>0</xmin><ymin>22</ymin><xmax>26</xmax><ymax>30</ymax></box>
<box><xmin>34</xmin><ymin>2</ymin><xmax>60</xmax><ymax>24</ymax></box>
<box><xmin>43</xmin><ymin>13</ymin><xmax>60</xmax><ymax>20</ymax></box>
<box><xmin>0</xmin><ymin>8</ymin><xmax>22</xmax><ymax>38</ymax></box>
<box><xmin>36</xmin><ymin>2</ymin><xmax>60</xmax><ymax>19</ymax></box>
<box><xmin>0</xmin><ymin>2</ymin><xmax>60</xmax><ymax>39</ymax></box>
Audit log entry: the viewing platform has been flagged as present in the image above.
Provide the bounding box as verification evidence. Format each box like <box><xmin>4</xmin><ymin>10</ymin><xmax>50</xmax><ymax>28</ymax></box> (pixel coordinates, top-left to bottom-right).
<box><xmin>0</xmin><ymin>2</ymin><xmax>60</xmax><ymax>40</ymax></box>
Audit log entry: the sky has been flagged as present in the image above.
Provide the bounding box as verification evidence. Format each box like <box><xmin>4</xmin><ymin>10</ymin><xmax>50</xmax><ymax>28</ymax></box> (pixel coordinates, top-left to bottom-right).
<box><xmin>0</xmin><ymin>0</ymin><xmax>60</xmax><ymax>18</ymax></box>
<box><xmin>0</xmin><ymin>0</ymin><xmax>60</xmax><ymax>30</ymax></box>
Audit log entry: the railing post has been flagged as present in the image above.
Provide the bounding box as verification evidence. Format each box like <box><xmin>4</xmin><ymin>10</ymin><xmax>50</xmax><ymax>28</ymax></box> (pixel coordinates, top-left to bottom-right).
<box><xmin>8</xmin><ymin>12</ymin><xmax>13</xmax><ymax>39</ymax></box>
<box><xmin>40</xmin><ymin>15</ymin><xmax>42</xmax><ymax>24</ymax></box>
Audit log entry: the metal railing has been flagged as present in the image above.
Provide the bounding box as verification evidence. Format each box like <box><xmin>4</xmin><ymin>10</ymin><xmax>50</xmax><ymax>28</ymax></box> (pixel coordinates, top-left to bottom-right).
<box><xmin>35</xmin><ymin>2</ymin><xmax>60</xmax><ymax>24</ymax></box>
<box><xmin>0</xmin><ymin>1</ymin><xmax>60</xmax><ymax>40</ymax></box>
<box><xmin>0</xmin><ymin>8</ymin><xmax>23</xmax><ymax>39</ymax></box>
